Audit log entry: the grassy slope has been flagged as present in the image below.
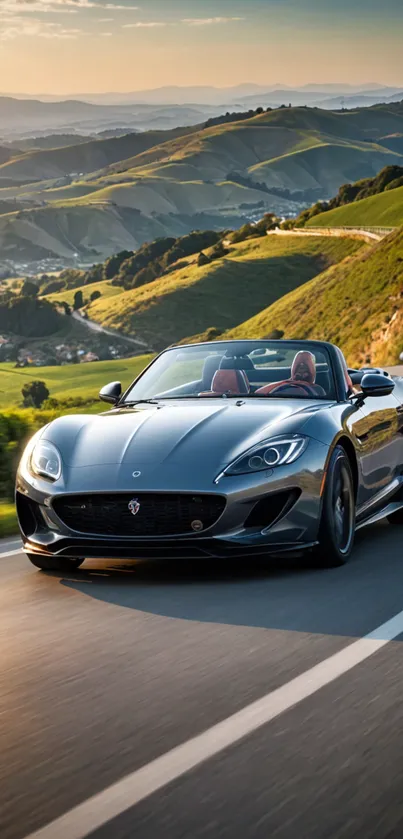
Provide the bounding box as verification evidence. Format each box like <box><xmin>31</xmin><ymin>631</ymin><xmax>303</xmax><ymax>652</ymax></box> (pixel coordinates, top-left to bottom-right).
<box><xmin>0</xmin><ymin>125</ymin><xmax>200</xmax><ymax>184</ymax></box>
<box><xmin>52</xmin><ymin>178</ymin><xmax>285</xmax><ymax>214</ymax></box>
<box><xmin>225</xmin><ymin>228</ymin><xmax>403</xmax><ymax>366</ymax></box>
<box><xmin>305</xmin><ymin>184</ymin><xmax>403</xmax><ymax>228</ymax></box>
<box><xmin>0</xmin><ymin>204</ymin><xmax>183</xmax><ymax>262</ymax></box>
<box><xmin>44</xmin><ymin>278</ymin><xmax>121</xmax><ymax>306</ymax></box>
<box><xmin>0</xmin><ymin>354</ymin><xmax>153</xmax><ymax>409</ymax></box>
<box><xmin>87</xmin><ymin>235</ymin><xmax>363</xmax><ymax>350</ymax></box>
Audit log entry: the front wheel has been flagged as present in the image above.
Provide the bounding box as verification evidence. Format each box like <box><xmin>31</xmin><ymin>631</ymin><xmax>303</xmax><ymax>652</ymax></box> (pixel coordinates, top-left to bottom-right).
<box><xmin>313</xmin><ymin>446</ymin><xmax>355</xmax><ymax>568</ymax></box>
<box><xmin>27</xmin><ymin>554</ymin><xmax>85</xmax><ymax>572</ymax></box>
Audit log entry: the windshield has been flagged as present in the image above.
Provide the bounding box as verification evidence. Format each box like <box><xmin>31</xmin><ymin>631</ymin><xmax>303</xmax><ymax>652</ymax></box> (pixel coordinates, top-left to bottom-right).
<box><xmin>123</xmin><ymin>341</ymin><xmax>336</xmax><ymax>402</ymax></box>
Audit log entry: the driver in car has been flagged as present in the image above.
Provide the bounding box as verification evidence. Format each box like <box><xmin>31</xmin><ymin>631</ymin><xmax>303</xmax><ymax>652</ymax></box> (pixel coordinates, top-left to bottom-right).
<box><xmin>255</xmin><ymin>350</ymin><xmax>326</xmax><ymax>397</ymax></box>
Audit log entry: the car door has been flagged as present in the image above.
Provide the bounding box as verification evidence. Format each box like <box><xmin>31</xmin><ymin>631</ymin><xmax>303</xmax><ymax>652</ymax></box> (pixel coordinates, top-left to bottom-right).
<box><xmin>352</xmin><ymin>389</ymin><xmax>402</xmax><ymax>502</ymax></box>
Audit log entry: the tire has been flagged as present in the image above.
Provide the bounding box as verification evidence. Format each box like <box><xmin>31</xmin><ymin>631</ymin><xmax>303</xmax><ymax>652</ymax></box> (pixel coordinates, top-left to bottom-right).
<box><xmin>313</xmin><ymin>446</ymin><xmax>356</xmax><ymax>568</ymax></box>
<box><xmin>27</xmin><ymin>554</ymin><xmax>85</xmax><ymax>572</ymax></box>
<box><xmin>387</xmin><ymin>507</ymin><xmax>403</xmax><ymax>525</ymax></box>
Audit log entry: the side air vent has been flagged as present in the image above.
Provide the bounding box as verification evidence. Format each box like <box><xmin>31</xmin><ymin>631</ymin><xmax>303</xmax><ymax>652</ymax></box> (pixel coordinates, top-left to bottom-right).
<box><xmin>244</xmin><ymin>489</ymin><xmax>300</xmax><ymax>530</ymax></box>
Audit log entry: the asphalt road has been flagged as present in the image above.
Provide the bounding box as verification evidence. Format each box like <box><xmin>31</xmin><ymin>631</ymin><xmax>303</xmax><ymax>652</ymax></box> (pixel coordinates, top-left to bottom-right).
<box><xmin>1</xmin><ymin>524</ymin><xmax>403</xmax><ymax>839</ymax></box>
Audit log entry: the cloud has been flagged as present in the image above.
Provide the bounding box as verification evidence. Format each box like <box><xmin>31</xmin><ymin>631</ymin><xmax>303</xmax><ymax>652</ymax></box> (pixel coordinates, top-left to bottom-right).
<box><xmin>100</xmin><ymin>29</ymin><xmax>111</xmax><ymax>34</ymax></box>
<box><xmin>182</xmin><ymin>16</ymin><xmax>244</xmax><ymax>26</ymax></box>
<box><xmin>0</xmin><ymin>15</ymin><xmax>81</xmax><ymax>36</ymax></box>
<box><xmin>0</xmin><ymin>0</ymin><xmax>139</xmax><ymax>13</ymax></box>
<box><xmin>98</xmin><ymin>15</ymin><xmax>112</xmax><ymax>19</ymax></box>
<box><xmin>123</xmin><ymin>20</ymin><xmax>166</xmax><ymax>27</ymax></box>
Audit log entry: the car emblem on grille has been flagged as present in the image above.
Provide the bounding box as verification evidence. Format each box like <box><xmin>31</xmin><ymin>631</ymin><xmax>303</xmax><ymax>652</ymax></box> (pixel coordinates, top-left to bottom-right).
<box><xmin>191</xmin><ymin>519</ymin><xmax>203</xmax><ymax>532</ymax></box>
<box><xmin>128</xmin><ymin>498</ymin><xmax>140</xmax><ymax>516</ymax></box>
<box><xmin>132</xmin><ymin>471</ymin><xmax>141</xmax><ymax>478</ymax></box>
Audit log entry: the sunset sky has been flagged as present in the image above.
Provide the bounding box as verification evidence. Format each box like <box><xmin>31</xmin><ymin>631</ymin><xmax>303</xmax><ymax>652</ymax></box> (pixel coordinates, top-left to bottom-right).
<box><xmin>1</xmin><ymin>0</ymin><xmax>402</xmax><ymax>95</ymax></box>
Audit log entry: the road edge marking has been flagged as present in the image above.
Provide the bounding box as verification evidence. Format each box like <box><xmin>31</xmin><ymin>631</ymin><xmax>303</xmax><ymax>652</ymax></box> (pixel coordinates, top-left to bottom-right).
<box><xmin>23</xmin><ymin>608</ymin><xmax>403</xmax><ymax>839</ymax></box>
<box><xmin>0</xmin><ymin>548</ymin><xmax>23</xmax><ymax>558</ymax></box>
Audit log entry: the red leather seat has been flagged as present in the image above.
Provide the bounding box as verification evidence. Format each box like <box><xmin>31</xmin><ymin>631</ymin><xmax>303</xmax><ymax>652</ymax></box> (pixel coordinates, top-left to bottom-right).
<box><xmin>255</xmin><ymin>350</ymin><xmax>326</xmax><ymax>397</ymax></box>
<box><xmin>199</xmin><ymin>369</ymin><xmax>250</xmax><ymax>396</ymax></box>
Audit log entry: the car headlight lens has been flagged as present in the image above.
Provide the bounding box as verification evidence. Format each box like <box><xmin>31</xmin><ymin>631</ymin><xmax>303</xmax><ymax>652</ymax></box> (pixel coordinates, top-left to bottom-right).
<box><xmin>224</xmin><ymin>435</ymin><xmax>308</xmax><ymax>476</ymax></box>
<box><xmin>30</xmin><ymin>440</ymin><xmax>62</xmax><ymax>481</ymax></box>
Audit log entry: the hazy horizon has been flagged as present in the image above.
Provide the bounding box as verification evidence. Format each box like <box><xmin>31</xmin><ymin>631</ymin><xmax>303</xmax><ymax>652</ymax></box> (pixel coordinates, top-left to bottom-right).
<box><xmin>0</xmin><ymin>0</ymin><xmax>402</xmax><ymax>96</ymax></box>
<box><xmin>2</xmin><ymin>81</ymin><xmax>403</xmax><ymax>100</ymax></box>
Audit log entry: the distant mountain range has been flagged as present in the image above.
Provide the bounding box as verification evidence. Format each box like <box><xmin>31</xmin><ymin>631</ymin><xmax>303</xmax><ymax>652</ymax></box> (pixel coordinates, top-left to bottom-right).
<box><xmin>4</xmin><ymin>83</ymin><xmax>402</xmax><ymax>106</ymax></box>
<box><xmin>236</xmin><ymin>87</ymin><xmax>403</xmax><ymax>110</ymax></box>
<box><xmin>0</xmin><ymin>97</ymin><xmax>222</xmax><ymax>139</ymax></box>
<box><xmin>2</xmin><ymin>85</ymin><xmax>403</xmax><ymax>140</ymax></box>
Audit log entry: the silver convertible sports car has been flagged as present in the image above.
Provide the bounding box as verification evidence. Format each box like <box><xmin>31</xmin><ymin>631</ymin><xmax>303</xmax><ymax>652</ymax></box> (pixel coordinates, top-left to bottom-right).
<box><xmin>16</xmin><ymin>338</ymin><xmax>403</xmax><ymax>571</ymax></box>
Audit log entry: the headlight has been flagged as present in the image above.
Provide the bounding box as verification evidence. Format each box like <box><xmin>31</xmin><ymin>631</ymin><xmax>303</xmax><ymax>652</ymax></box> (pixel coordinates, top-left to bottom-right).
<box><xmin>30</xmin><ymin>440</ymin><xmax>62</xmax><ymax>481</ymax></box>
<box><xmin>223</xmin><ymin>435</ymin><xmax>308</xmax><ymax>476</ymax></box>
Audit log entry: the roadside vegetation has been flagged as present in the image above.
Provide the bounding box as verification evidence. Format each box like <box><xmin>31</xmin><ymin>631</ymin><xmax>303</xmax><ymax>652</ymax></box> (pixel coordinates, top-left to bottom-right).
<box><xmin>0</xmin><ymin>503</ymin><xmax>17</xmax><ymax>538</ymax></box>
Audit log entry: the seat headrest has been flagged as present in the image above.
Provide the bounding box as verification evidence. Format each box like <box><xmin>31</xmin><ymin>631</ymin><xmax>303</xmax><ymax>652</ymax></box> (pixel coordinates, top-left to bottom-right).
<box><xmin>211</xmin><ymin>369</ymin><xmax>250</xmax><ymax>395</ymax></box>
<box><xmin>291</xmin><ymin>351</ymin><xmax>316</xmax><ymax>384</ymax></box>
<box><xmin>201</xmin><ymin>355</ymin><xmax>222</xmax><ymax>389</ymax></box>
<box><xmin>220</xmin><ymin>355</ymin><xmax>254</xmax><ymax>370</ymax></box>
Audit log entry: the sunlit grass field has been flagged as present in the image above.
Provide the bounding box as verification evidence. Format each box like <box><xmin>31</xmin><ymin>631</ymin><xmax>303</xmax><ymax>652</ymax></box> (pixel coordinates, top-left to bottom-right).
<box><xmin>306</xmin><ymin>185</ymin><xmax>403</xmax><ymax>228</ymax></box>
<box><xmin>0</xmin><ymin>354</ymin><xmax>153</xmax><ymax>409</ymax></box>
<box><xmin>44</xmin><ymin>278</ymin><xmax>121</xmax><ymax>306</ymax></box>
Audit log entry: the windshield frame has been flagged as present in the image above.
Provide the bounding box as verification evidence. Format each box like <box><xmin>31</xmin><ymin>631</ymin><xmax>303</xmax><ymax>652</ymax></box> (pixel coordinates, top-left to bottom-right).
<box><xmin>120</xmin><ymin>339</ymin><xmax>342</xmax><ymax>405</ymax></box>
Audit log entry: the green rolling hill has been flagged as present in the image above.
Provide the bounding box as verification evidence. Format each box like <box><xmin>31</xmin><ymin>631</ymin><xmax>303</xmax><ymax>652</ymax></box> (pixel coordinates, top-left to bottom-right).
<box><xmin>0</xmin><ymin>124</ymin><xmax>200</xmax><ymax>185</ymax></box>
<box><xmin>1</xmin><ymin>102</ymin><xmax>403</xmax><ymax>263</ymax></box>
<box><xmin>305</xmin><ymin>185</ymin><xmax>403</xmax><ymax>228</ymax></box>
<box><xmin>85</xmin><ymin>235</ymin><xmax>363</xmax><ymax>350</ymax></box>
<box><xmin>225</xmin><ymin>227</ymin><xmax>403</xmax><ymax>366</ymax></box>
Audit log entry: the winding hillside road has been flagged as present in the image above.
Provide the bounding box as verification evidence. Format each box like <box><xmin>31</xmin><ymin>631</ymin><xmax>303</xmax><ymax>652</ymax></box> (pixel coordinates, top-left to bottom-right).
<box><xmin>2</xmin><ymin>521</ymin><xmax>403</xmax><ymax>839</ymax></box>
<box><xmin>71</xmin><ymin>310</ymin><xmax>152</xmax><ymax>352</ymax></box>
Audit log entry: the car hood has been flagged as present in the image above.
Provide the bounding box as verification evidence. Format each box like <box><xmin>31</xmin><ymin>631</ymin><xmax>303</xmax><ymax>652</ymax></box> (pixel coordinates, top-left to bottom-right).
<box><xmin>45</xmin><ymin>399</ymin><xmax>329</xmax><ymax>480</ymax></box>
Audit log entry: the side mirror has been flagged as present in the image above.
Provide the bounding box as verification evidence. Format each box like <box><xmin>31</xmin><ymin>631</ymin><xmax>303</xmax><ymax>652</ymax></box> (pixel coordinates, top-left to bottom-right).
<box><xmin>360</xmin><ymin>373</ymin><xmax>395</xmax><ymax>398</ymax></box>
<box><xmin>99</xmin><ymin>381</ymin><xmax>122</xmax><ymax>405</ymax></box>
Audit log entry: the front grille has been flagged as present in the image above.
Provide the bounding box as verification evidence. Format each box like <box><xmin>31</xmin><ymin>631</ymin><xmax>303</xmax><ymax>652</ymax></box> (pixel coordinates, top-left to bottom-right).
<box><xmin>52</xmin><ymin>493</ymin><xmax>226</xmax><ymax>537</ymax></box>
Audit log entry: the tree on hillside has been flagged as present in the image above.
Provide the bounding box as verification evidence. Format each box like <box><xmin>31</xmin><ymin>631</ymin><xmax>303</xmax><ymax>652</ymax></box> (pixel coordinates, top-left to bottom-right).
<box><xmin>41</xmin><ymin>279</ymin><xmax>65</xmax><ymax>295</ymax></box>
<box><xmin>197</xmin><ymin>251</ymin><xmax>211</xmax><ymax>266</ymax></box>
<box><xmin>90</xmin><ymin>289</ymin><xmax>102</xmax><ymax>301</ymax></box>
<box><xmin>265</xmin><ymin>329</ymin><xmax>284</xmax><ymax>340</ymax></box>
<box><xmin>103</xmin><ymin>250</ymin><xmax>133</xmax><ymax>280</ymax></box>
<box><xmin>21</xmin><ymin>380</ymin><xmax>50</xmax><ymax>409</ymax></box>
<box><xmin>132</xmin><ymin>265</ymin><xmax>159</xmax><ymax>288</ymax></box>
<box><xmin>0</xmin><ymin>297</ymin><xmax>60</xmax><ymax>337</ymax></box>
<box><xmin>73</xmin><ymin>290</ymin><xmax>83</xmax><ymax>310</ymax></box>
<box><xmin>210</xmin><ymin>241</ymin><xmax>228</xmax><ymax>261</ymax></box>
<box><xmin>21</xmin><ymin>279</ymin><xmax>38</xmax><ymax>298</ymax></box>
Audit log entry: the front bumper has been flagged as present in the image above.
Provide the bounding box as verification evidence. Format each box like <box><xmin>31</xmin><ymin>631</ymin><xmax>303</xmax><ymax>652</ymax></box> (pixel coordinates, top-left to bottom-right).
<box><xmin>16</xmin><ymin>437</ymin><xmax>328</xmax><ymax>560</ymax></box>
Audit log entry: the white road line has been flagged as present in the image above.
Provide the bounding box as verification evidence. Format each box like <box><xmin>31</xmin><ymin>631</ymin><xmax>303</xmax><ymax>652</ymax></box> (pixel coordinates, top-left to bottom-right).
<box><xmin>0</xmin><ymin>548</ymin><xmax>23</xmax><ymax>558</ymax></box>
<box><xmin>23</xmin><ymin>608</ymin><xmax>403</xmax><ymax>839</ymax></box>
